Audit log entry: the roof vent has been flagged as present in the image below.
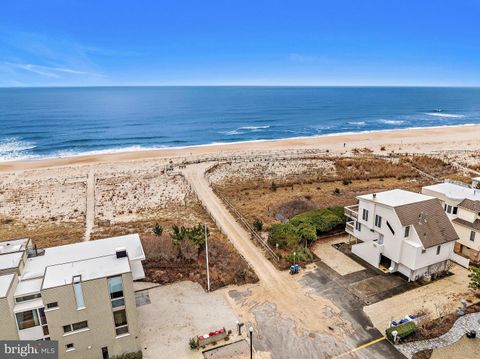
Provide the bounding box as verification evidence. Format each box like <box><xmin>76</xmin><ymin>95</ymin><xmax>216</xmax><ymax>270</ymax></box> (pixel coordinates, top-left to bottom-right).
<box><xmin>373</xmin><ymin>193</ymin><xmax>377</xmax><ymax>199</ymax></box>
<box><xmin>116</xmin><ymin>247</ymin><xmax>127</xmax><ymax>259</ymax></box>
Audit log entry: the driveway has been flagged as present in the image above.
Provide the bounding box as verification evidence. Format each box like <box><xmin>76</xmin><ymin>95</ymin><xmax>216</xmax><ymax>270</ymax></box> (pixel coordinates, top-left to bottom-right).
<box><xmin>137</xmin><ymin>281</ymin><xmax>241</xmax><ymax>359</ymax></box>
<box><xmin>182</xmin><ymin>163</ymin><xmax>404</xmax><ymax>358</ymax></box>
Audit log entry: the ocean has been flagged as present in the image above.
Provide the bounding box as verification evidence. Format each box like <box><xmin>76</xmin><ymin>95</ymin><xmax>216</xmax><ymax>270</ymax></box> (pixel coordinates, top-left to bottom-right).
<box><xmin>0</xmin><ymin>86</ymin><xmax>479</xmax><ymax>161</ymax></box>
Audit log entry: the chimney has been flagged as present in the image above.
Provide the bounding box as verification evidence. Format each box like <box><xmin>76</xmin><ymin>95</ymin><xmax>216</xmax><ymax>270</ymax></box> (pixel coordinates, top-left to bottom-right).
<box><xmin>115</xmin><ymin>247</ymin><xmax>127</xmax><ymax>259</ymax></box>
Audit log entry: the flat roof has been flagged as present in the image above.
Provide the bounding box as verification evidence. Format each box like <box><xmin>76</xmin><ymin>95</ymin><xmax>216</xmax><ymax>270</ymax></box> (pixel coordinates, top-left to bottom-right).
<box><xmin>0</xmin><ymin>238</ymin><xmax>29</xmax><ymax>255</ymax></box>
<box><xmin>423</xmin><ymin>182</ymin><xmax>480</xmax><ymax>201</ymax></box>
<box><xmin>357</xmin><ymin>189</ymin><xmax>433</xmax><ymax>207</ymax></box>
<box><xmin>42</xmin><ymin>255</ymin><xmax>131</xmax><ymax>290</ymax></box>
<box><xmin>14</xmin><ymin>278</ymin><xmax>43</xmax><ymax>297</ymax></box>
<box><xmin>22</xmin><ymin>234</ymin><xmax>145</xmax><ymax>280</ymax></box>
<box><xmin>0</xmin><ymin>274</ymin><xmax>15</xmax><ymax>298</ymax></box>
<box><xmin>0</xmin><ymin>252</ymin><xmax>23</xmax><ymax>271</ymax></box>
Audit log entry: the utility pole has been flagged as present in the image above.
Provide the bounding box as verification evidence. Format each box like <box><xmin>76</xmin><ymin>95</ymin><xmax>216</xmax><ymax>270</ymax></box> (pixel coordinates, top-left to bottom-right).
<box><xmin>249</xmin><ymin>326</ymin><xmax>254</xmax><ymax>359</ymax></box>
<box><xmin>205</xmin><ymin>224</ymin><xmax>210</xmax><ymax>292</ymax></box>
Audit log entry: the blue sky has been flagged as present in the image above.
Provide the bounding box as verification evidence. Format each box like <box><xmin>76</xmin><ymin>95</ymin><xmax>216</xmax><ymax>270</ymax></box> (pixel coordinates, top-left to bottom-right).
<box><xmin>0</xmin><ymin>0</ymin><xmax>479</xmax><ymax>87</ymax></box>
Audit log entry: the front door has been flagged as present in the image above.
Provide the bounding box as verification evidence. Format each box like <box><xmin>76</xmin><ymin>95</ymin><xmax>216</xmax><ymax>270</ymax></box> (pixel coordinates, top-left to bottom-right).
<box><xmin>102</xmin><ymin>347</ymin><xmax>109</xmax><ymax>359</ymax></box>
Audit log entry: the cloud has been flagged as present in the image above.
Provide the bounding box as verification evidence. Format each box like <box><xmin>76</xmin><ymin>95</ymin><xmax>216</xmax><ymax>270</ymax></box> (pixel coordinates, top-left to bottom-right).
<box><xmin>3</xmin><ymin>62</ymin><xmax>97</xmax><ymax>79</ymax></box>
<box><xmin>0</xmin><ymin>27</ymin><xmax>109</xmax><ymax>85</ymax></box>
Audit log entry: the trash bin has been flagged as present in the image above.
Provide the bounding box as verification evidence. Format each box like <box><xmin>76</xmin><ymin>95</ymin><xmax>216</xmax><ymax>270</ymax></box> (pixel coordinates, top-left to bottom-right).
<box><xmin>466</xmin><ymin>330</ymin><xmax>476</xmax><ymax>338</ymax></box>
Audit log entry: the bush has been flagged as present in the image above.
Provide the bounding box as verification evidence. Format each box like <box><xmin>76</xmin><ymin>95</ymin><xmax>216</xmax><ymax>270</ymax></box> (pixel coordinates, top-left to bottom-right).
<box><xmin>152</xmin><ymin>223</ymin><xmax>163</xmax><ymax>236</ymax></box>
<box><xmin>270</xmin><ymin>181</ymin><xmax>278</xmax><ymax>192</ymax></box>
<box><xmin>170</xmin><ymin>224</ymin><xmax>208</xmax><ymax>249</ymax></box>
<box><xmin>342</xmin><ymin>178</ymin><xmax>352</xmax><ymax>186</ymax></box>
<box><xmin>286</xmin><ymin>246</ymin><xmax>314</xmax><ymax>263</ymax></box>
<box><xmin>268</xmin><ymin>223</ymin><xmax>300</xmax><ymax>249</ymax></box>
<box><xmin>111</xmin><ymin>351</ymin><xmax>143</xmax><ymax>359</ymax></box>
<box><xmin>386</xmin><ymin>322</ymin><xmax>417</xmax><ymax>342</ymax></box>
<box><xmin>253</xmin><ymin>218</ymin><xmax>263</xmax><ymax>231</ymax></box>
<box><xmin>268</xmin><ymin>207</ymin><xmax>345</xmax><ymax>250</ymax></box>
<box><xmin>333</xmin><ymin>188</ymin><xmax>341</xmax><ymax>195</ymax></box>
<box><xmin>290</xmin><ymin>207</ymin><xmax>345</xmax><ymax>235</ymax></box>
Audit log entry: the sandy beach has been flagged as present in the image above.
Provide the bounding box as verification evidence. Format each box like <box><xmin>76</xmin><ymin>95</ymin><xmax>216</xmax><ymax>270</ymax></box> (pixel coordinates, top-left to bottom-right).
<box><xmin>1</xmin><ymin>124</ymin><xmax>480</xmax><ymax>172</ymax></box>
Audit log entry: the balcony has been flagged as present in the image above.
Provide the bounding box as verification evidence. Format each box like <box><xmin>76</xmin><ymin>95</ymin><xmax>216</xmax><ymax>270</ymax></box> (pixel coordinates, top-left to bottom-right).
<box><xmin>345</xmin><ymin>205</ymin><xmax>359</xmax><ymax>220</ymax></box>
<box><xmin>346</xmin><ymin>221</ymin><xmax>355</xmax><ymax>236</ymax></box>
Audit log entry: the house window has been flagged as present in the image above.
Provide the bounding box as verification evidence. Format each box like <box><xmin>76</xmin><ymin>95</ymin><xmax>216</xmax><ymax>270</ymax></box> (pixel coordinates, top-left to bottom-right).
<box><xmin>46</xmin><ymin>302</ymin><xmax>58</xmax><ymax>309</ymax></box>
<box><xmin>73</xmin><ymin>276</ymin><xmax>85</xmax><ymax>309</ymax></box>
<box><xmin>453</xmin><ymin>207</ymin><xmax>458</xmax><ymax>215</ymax></box>
<box><xmin>375</xmin><ymin>215</ymin><xmax>382</xmax><ymax>228</ymax></box>
<box><xmin>446</xmin><ymin>205</ymin><xmax>452</xmax><ymax>214</ymax></box>
<box><xmin>15</xmin><ymin>293</ymin><xmax>42</xmax><ymax>303</ymax></box>
<box><xmin>436</xmin><ymin>246</ymin><xmax>441</xmax><ymax>255</ymax></box>
<box><xmin>362</xmin><ymin>209</ymin><xmax>369</xmax><ymax>221</ymax></box>
<box><xmin>63</xmin><ymin>321</ymin><xmax>88</xmax><ymax>334</ymax></box>
<box><xmin>355</xmin><ymin>221</ymin><xmax>361</xmax><ymax>231</ymax></box>
<box><xmin>470</xmin><ymin>231</ymin><xmax>476</xmax><ymax>242</ymax></box>
<box><xmin>113</xmin><ymin>309</ymin><xmax>129</xmax><ymax>336</ymax></box>
<box><xmin>15</xmin><ymin>310</ymin><xmax>40</xmax><ymax>330</ymax></box>
<box><xmin>378</xmin><ymin>234</ymin><xmax>384</xmax><ymax>245</ymax></box>
<box><xmin>108</xmin><ymin>276</ymin><xmax>125</xmax><ymax>308</ymax></box>
<box><xmin>422</xmin><ymin>248</ymin><xmax>426</xmax><ymax>254</ymax></box>
<box><xmin>66</xmin><ymin>343</ymin><xmax>74</xmax><ymax>352</ymax></box>
<box><xmin>404</xmin><ymin>226</ymin><xmax>410</xmax><ymax>238</ymax></box>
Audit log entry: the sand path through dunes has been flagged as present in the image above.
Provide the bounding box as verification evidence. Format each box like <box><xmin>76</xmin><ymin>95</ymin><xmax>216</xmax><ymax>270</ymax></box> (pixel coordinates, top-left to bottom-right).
<box><xmin>84</xmin><ymin>169</ymin><xmax>95</xmax><ymax>241</ymax></box>
<box><xmin>181</xmin><ymin>163</ymin><xmax>352</xmax><ymax>355</ymax></box>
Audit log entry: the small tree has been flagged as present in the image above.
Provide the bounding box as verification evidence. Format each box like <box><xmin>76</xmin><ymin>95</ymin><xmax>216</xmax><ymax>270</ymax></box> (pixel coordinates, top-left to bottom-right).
<box><xmin>333</xmin><ymin>188</ymin><xmax>341</xmax><ymax>195</ymax></box>
<box><xmin>152</xmin><ymin>223</ymin><xmax>163</xmax><ymax>236</ymax></box>
<box><xmin>342</xmin><ymin>179</ymin><xmax>352</xmax><ymax>186</ymax></box>
<box><xmin>270</xmin><ymin>181</ymin><xmax>278</xmax><ymax>192</ymax></box>
<box><xmin>253</xmin><ymin>218</ymin><xmax>263</xmax><ymax>231</ymax></box>
<box><xmin>469</xmin><ymin>266</ymin><xmax>480</xmax><ymax>291</ymax></box>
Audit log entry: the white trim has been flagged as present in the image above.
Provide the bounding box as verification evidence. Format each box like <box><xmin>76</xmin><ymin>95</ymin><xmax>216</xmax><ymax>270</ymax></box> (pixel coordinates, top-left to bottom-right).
<box><xmin>63</xmin><ymin>328</ymin><xmax>90</xmax><ymax>337</ymax></box>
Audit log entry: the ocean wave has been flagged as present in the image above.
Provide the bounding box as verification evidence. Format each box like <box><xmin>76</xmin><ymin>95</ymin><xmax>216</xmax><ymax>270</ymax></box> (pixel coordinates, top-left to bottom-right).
<box><xmin>378</xmin><ymin>119</ymin><xmax>405</xmax><ymax>125</ymax></box>
<box><xmin>347</xmin><ymin>121</ymin><xmax>366</xmax><ymax>126</ymax></box>
<box><xmin>424</xmin><ymin>112</ymin><xmax>465</xmax><ymax>118</ymax></box>
<box><xmin>221</xmin><ymin>125</ymin><xmax>271</xmax><ymax>135</ymax></box>
<box><xmin>0</xmin><ymin>137</ymin><xmax>37</xmax><ymax>161</ymax></box>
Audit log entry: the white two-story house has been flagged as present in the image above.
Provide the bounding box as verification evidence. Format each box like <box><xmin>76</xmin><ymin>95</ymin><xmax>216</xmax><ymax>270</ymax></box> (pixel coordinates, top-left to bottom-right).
<box><xmin>345</xmin><ymin>189</ymin><xmax>458</xmax><ymax>281</ymax></box>
<box><xmin>423</xmin><ymin>179</ymin><xmax>480</xmax><ymax>263</ymax></box>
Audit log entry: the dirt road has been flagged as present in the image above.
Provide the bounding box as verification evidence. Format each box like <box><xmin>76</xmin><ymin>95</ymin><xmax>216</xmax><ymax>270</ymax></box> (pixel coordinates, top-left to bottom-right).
<box><xmin>182</xmin><ymin>163</ymin><xmax>400</xmax><ymax>358</ymax></box>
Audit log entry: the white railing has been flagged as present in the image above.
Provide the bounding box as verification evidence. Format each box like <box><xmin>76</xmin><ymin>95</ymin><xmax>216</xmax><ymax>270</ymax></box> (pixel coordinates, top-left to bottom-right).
<box><xmin>344</xmin><ymin>205</ymin><xmax>359</xmax><ymax>219</ymax></box>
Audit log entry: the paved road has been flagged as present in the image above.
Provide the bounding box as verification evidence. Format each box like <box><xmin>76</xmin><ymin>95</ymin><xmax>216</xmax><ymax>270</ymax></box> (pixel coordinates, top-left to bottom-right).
<box><xmin>182</xmin><ymin>163</ymin><xmax>403</xmax><ymax>358</ymax></box>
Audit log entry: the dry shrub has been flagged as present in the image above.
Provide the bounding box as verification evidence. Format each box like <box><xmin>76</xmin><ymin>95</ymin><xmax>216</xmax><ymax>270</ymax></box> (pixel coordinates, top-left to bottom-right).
<box><xmin>335</xmin><ymin>158</ymin><xmax>417</xmax><ymax>180</ymax></box>
<box><xmin>404</xmin><ymin>155</ymin><xmax>457</xmax><ymax>177</ymax></box>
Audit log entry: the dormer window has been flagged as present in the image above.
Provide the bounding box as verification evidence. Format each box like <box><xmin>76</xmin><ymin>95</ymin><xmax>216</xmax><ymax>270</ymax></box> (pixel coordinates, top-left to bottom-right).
<box><xmin>375</xmin><ymin>215</ymin><xmax>382</xmax><ymax>228</ymax></box>
<box><xmin>404</xmin><ymin>226</ymin><xmax>410</xmax><ymax>238</ymax></box>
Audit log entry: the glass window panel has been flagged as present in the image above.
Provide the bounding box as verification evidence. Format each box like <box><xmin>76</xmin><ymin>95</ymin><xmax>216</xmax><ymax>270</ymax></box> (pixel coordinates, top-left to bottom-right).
<box><xmin>16</xmin><ymin>310</ymin><xmax>40</xmax><ymax>330</ymax></box>
<box><xmin>63</xmin><ymin>325</ymin><xmax>72</xmax><ymax>333</ymax></box>
<box><xmin>72</xmin><ymin>321</ymin><xmax>88</xmax><ymax>331</ymax></box>
<box><xmin>111</xmin><ymin>298</ymin><xmax>125</xmax><ymax>308</ymax></box>
<box><xmin>39</xmin><ymin>308</ymin><xmax>47</xmax><ymax>325</ymax></box>
<box><xmin>42</xmin><ymin>325</ymin><xmax>49</xmax><ymax>335</ymax></box>
<box><xmin>108</xmin><ymin>276</ymin><xmax>124</xmax><ymax>299</ymax></box>
<box><xmin>73</xmin><ymin>276</ymin><xmax>85</xmax><ymax>309</ymax></box>
<box><xmin>115</xmin><ymin>326</ymin><xmax>129</xmax><ymax>336</ymax></box>
<box><xmin>113</xmin><ymin>310</ymin><xmax>127</xmax><ymax>327</ymax></box>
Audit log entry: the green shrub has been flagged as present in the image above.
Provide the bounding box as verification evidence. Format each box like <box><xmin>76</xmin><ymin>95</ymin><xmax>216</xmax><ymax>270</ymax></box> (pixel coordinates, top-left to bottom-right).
<box><xmin>268</xmin><ymin>223</ymin><xmax>300</xmax><ymax>249</ymax></box>
<box><xmin>152</xmin><ymin>223</ymin><xmax>163</xmax><ymax>236</ymax></box>
<box><xmin>342</xmin><ymin>178</ymin><xmax>352</xmax><ymax>186</ymax></box>
<box><xmin>253</xmin><ymin>218</ymin><xmax>263</xmax><ymax>231</ymax></box>
<box><xmin>290</xmin><ymin>207</ymin><xmax>345</xmax><ymax>235</ymax></box>
<box><xmin>333</xmin><ymin>188</ymin><xmax>341</xmax><ymax>194</ymax></box>
<box><xmin>270</xmin><ymin>181</ymin><xmax>278</xmax><ymax>192</ymax></box>
<box><xmin>286</xmin><ymin>246</ymin><xmax>314</xmax><ymax>263</ymax></box>
<box><xmin>111</xmin><ymin>351</ymin><xmax>143</xmax><ymax>359</ymax></box>
<box><xmin>386</xmin><ymin>321</ymin><xmax>416</xmax><ymax>342</ymax></box>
